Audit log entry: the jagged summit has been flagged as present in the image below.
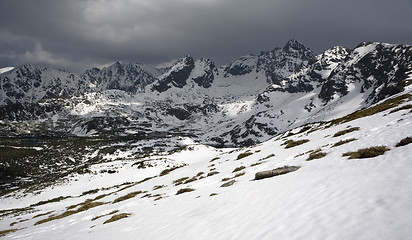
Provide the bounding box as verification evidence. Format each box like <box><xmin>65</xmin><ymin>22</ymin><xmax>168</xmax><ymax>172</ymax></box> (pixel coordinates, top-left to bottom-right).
<box><xmin>256</xmin><ymin>39</ymin><xmax>316</xmax><ymax>84</ymax></box>
<box><xmin>283</xmin><ymin>38</ymin><xmax>313</xmax><ymax>54</ymax></box>
<box><xmin>153</xmin><ymin>55</ymin><xmax>196</xmax><ymax>92</ymax></box>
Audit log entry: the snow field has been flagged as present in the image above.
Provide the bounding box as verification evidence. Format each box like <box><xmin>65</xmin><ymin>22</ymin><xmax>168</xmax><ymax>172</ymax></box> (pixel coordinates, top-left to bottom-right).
<box><xmin>1</xmin><ymin>92</ymin><xmax>412</xmax><ymax>239</ymax></box>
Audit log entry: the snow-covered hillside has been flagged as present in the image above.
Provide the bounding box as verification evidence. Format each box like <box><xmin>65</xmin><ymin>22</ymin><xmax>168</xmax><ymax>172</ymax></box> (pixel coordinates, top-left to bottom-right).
<box><xmin>1</xmin><ymin>89</ymin><xmax>411</xmax><ymax>239</ymax></box>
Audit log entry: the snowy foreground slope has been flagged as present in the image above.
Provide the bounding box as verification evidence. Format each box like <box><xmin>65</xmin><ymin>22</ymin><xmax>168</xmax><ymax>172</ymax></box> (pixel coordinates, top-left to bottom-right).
<box><xmin>1</xmin><ymin>90</ymin><xmax>411</xmax><ymax>239</ymax></box>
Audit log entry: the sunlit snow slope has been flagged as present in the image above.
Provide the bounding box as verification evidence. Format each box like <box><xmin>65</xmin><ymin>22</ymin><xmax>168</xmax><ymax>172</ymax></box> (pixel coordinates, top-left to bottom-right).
<box><xmin>1</xmin><ymin>90</ymin><xmax>411</xmax><ymax>240</ymax></box>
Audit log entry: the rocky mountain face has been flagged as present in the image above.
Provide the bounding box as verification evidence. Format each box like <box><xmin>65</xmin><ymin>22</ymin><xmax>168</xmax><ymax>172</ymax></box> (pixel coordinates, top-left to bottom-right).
<box><xmin>319</xmin><ymin>42</ymin><xmax>412</xmax><ymax>104</ymax></box>
<box><xmin>256</xmin><ymin>38</ymin><xmax>316</xmax><ymax>84</ymax></box>
<box><xmin>153</xmin><ymin>56</ymin><xmax>196</xmax><ymax>92</ymax></box>
<box><xmin>0</xmin><ymin>40</ymin><xmax>411</xmax><ymax>147</ymax></box>
<box><xmin>0</xmin><ymin>62</ymin><xmax>159</xmax><ymax>105</ymax></box>
<box><xmin>223</xmin><ymin>39</ymin><xmax>316</xmax><ymax>84</ymax></box>
<box><xmin>0</xmin><ymin>64</ymin><xmax>82</xmax><ymax>105</ymax></box>
<box><xmin>82</xmin><ymin>62</ymin><xmax>159</xmax><ymax>93</ymax></box>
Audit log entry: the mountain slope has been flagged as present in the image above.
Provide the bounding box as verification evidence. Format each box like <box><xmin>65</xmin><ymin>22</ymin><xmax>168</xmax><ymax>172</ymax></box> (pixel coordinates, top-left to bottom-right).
<box><xmin>227</xmin><ymin>42</ymin><xmax>412</xmax><ymax>145</ymax></box>
<box><xmin>1</xmin><ymin>90</ymin><xmax>411</xmax><ymax>239</ymax></box>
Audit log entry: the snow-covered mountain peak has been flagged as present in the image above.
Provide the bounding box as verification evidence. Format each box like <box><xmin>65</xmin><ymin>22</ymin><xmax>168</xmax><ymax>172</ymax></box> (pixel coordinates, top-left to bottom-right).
<box><xmin>319</xmin><ymin>46</ymin><xmax>351</xmax><ymax>63</ymax></box>
<box><xmin>256</xmin><ymin>39</ymin><xmax>316</xmax><ymax>84</ymax></box>
<box><xmin>81</xmin><ymin>61</ymin><xmax>159</xmax><ymax>93</ymax></box>
<box><xmin>318</xmin><ymin>42</ymin><xmax>412</xmax><ymax>104</ymax></box>
<box><xmin>162</xmin><ymin>55</ymin><xmax>195</xmax><ymax>76</ymax></box>
<box><xmin>152</xmin><ymin>56</ymin><xmax>196</xmax><ymax>92</ymax></box>
<box><xmin>191</xmin><ymin>58</ymin><xmax>217</xmax><ymax>88</ymax></box>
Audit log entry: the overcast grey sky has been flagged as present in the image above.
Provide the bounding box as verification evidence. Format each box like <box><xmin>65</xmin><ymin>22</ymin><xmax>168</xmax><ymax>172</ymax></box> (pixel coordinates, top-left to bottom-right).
<box><xmin>0</xmin><ymin>0</ymin><xmax>411</xmax><ymax>73</ymax></box>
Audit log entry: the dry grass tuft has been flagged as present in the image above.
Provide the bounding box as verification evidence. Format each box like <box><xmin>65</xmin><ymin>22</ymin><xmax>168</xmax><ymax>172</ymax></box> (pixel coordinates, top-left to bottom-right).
<box><xmin>262</xmin><ymin>154</ymin><xmax>275</xmax><ymax>160</ymax></box>
<box><xmin>176</xmin><ymin>188</ymin><xmax>195</xmax><ymax>195</ymax></box>
<box><xmin>173</xmin><ymin>177</ymin><xmax>190</xmax><ymax>186</ymax></box>
<box><xmin>32</xmin><ymin>211</ymin><xmax>54</xmax><ymax>219</ymax></box>
<box><xmin>332</xmin><ymin>138</ymin><xmax>357</xmax><ymax>147</ymax></box>
<box><xmin>221</xmin><ymin>177</ymin><xmax>231</xmax><ymax>182</ymax></box>
<box><xmin>153</xmin><ymin>185</ymin><xmax>166</xmax><ymax>190</ymax></box>
<box><xmin>137</xmin><ymin>176</ymin><xmax>155</xmax><ymax>184</ymax></box>
<box><xmin>250</xmin><ymin>162</ymin><xmax>264</xmax><ymax>167</ymax></box>
<box><xmin>159</xmin><ymin>165</ymin><xmax>183</xmax><ymax>176</ymax></box>
<box><xmin>237</xmin><ymin>152</ymin><xmax>253</xmax><ymax>160</ymax></box>
<box><xmin>77</xmin><ymin>201</ymin><xmax>106</xmax><ymax>212</ymax></box>
<box><xmin>283</xmin><ymin>139</ymin><xmax>310</xmax><ymax>149</ymax></box>
<box><xmin>35</xmin><ymin>201</ymin><xmax>107</xmax><ymax>225</ymax></box>
<box><xmin>81</xmin><ymin>189</ymin><xmax>100</xmax><ymax>196</ymax></box>
<box><xmin>342</xmin><ymin>146</ymin><xmax>390</xmax><ymax>159</ymax></box>
<box><xmin>234</xmin><ymin>172</ymin><xmax>246</xmax><ymax>178</ymax></box>
<box><xmin>30</xmin><ymin>196</ymin><xmax>69</xmax><ymax>207</ymax></box>
<box><xmin>0</xmin><ymin>229</ymin><xmax>18</xmax><ymax>237</ymax></box>
<box><xmin>207</xmin><ymin>171</ymin><xmax>219</xmax><ymax>177</ymax></box>
<box><xmin>220</xmin><ymin>180</ymin><xmax>236</xmax><ymax>188</ymax></box>
<box><xmin>91</xmin><ymin>210</ymin><xmax>119</xmax><ymax>221</ymax></box>
<box><xmin>395</xmin><ymin>137</ymin><xmax>412</xmax><ymax>147</ymax></box>
<box><xmin>103</xmin><ymin>213</ymin><xmax>131</xmax><ymax>224</ymax></box>
<box><xmin>333</xmin><ymin>127</ymin><xmax>360</xmax><ymax>137</ymax></box>
<box><xmin>307</xmin><ymin>150</ymin><xmax>327</xmax><ymax>161</ymax></box>
<box><xmin>154</xmin><ymin>196</ymin><xmax>163</xmax><ymax>201</ymax></box>
<box><xmin>113</xmin><ymin>191</ymin><xmax>143</xmax><ymax>204</ymax></box>
<box><xmin>183</xmin><ymin>176</ymin><xmax>198</xmax><ymax>184</ymax></box>
<box><xmin>232</xmin><ymin>166</ymin><xmax>246</xmax><ymax>173</ymax></box>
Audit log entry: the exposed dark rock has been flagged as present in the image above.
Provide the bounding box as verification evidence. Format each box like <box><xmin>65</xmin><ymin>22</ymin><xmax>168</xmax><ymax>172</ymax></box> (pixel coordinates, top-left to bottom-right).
<box><xmin>225</xmin><ymin>55</ymin><xmax>256</xmax><ymax>76</ymax></box>
<box><xmin>153</xmin><ymin>56</ymin><xmax>195</xmax><ymax>92</ymax></box>
<box><xmin>167</xmin><ymin>107</ymin><xmax>191</xmax><ymax>120</ymax></box>
<box><xmin>318</xmin><ymin>43</ymin><xmax>412</xmax><ymax>103</ymax></box>
<box><xmin>192</xmin><ymin>58</ymin><xmax>216</xmax><ymax>88</ymax></box>
<box><xmin>82</xmin><ymin>117</ymin><xmax>131</xmax><ymax>133</ymax></box>
<box><xmin>257</xmin><ymin>39</ymin><xmax>316</xmax><ymax>84</ymax></box>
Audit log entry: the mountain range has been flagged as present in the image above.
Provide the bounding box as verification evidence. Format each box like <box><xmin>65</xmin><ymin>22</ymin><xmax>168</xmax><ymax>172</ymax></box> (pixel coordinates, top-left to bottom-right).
<box><xmin>0</xmin><ymin>39</ymin><xmax>411</xmax><ymax>147</ymax></box>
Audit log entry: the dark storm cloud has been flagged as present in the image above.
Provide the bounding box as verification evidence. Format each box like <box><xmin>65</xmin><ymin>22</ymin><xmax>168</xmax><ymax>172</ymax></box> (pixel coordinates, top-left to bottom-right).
<box><xmin>0</xmin><ymin>0</ymin><xmax>411</xmax><ymax>72</ymax></box>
